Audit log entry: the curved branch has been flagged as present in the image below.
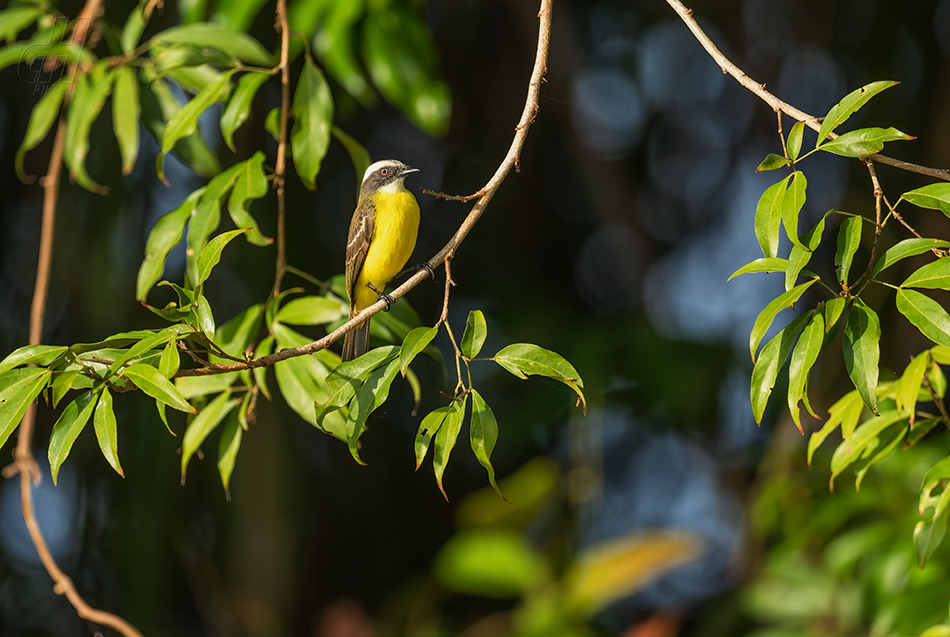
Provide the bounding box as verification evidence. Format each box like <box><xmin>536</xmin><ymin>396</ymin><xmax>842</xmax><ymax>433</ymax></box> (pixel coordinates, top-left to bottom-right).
<box><xmin>665</xmin><ymin>0</ymin><xmax>950</xmax><ymax>182</ymax></box>
<box><xmin>177</xmin><ymin>0</ymin><xmax>553</xmax><ymax>378</ymax></box>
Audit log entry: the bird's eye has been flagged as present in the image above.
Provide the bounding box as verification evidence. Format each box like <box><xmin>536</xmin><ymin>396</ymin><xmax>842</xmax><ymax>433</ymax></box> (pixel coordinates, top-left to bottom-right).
<box><xmin>380</xmin><ymin>168</ymin><xmax>389</xmax><ymax>176</ymax></box>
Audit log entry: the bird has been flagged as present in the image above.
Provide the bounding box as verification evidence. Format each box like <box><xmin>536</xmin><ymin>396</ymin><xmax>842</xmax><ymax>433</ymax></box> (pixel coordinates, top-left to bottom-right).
<box><xmin>342</xmin><ymin>159</ymin><xmax>421</xmax><ymax>362</ymax></box>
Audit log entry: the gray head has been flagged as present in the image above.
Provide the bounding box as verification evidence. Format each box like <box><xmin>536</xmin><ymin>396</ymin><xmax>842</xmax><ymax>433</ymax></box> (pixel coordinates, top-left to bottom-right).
<box><xmin>360</xmin><ymin>159</ymin><xmax>419</xmax><ymax>195</ymax></box>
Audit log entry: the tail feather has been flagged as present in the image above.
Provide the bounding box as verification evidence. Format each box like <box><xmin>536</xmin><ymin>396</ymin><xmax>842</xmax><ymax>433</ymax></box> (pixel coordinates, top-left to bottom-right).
<box><xmin>341</xmin><ymin>318</ymin><xmax>371</xmax><ymax>362</ymax></box>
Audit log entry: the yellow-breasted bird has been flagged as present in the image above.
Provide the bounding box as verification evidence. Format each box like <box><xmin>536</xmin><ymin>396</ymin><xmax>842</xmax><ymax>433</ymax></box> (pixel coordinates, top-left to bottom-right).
<box><xmin>342</xmin><ymin>159</ymin><xmax>421</xmax><ymax>362</ymax></box>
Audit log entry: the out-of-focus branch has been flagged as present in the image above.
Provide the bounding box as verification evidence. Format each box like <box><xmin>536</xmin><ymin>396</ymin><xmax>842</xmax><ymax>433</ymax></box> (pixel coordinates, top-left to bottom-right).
<box><xmin>272</xmin><ymin>0</ymin><xmax>291</xmax><ymax>296</ymax></box>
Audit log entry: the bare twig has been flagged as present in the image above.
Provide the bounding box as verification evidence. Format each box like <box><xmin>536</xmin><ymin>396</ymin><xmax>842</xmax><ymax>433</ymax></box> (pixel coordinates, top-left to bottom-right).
<box><xmin>853</xmin><ymin>159</ymin><xmax>885</xmax><ymax>291</ymax></box>
<box><xmin>434</xmin><ymin>257</ymin><xmax>465</xmax><ymax>392</ymax></box>
<box><xmin>665</xmin><ymin>0</ymin><xmax>950</xmax><ymax>182</ymax></box>
<box><xmin>176</xmin><ymin>0</ymin><xmax>553</xmax><ymax>378</ymax></box>
<box><xmin>272</xmin><ymin>0</ymin><xmax>291</xmax><ymax>296</ymax></box>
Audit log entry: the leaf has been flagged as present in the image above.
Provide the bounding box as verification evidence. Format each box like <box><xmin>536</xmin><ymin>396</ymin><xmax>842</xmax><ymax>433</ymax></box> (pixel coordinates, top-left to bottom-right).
<box><xmin>253</xmin><ymin>336</ymin><xmax>273</xmax><ymax>400</ymax></box>
<box><xmin>181</xmin><ymin>391</ymin><xmax>239</xmax><ymax>483</ymax></box>
<box><xmin>749</xmin><ymin>279</ymin><xmax>817</xmax><ymax>362</ymax></box>
<box><xmin>64</xmin><ymin>62</ymin><xmax>114</xmax><ymax>193</ymax></box>
<box><xmin>470</xmin><ymin>390</ymin><xmax>504</xmax><ymax>499</ymax></box>
<box><xmin>461</xmin><ymin>310</ymin><xmax>488</xmax><ymax>359</ymax></box>
<box><xmin>49</xmin><ymin>390</ymin><xmax>99</xmax><ymax>485</ymax></box>
<box><xmin>220</xmin><ymin>71</ymin><xmax>269</xmax><ymax>152</ymax></box>
<box><xmin>151</xmin><ymin>23</ymin><xmax>273</xmax><ymax>65</ymax></box>
<box><xmin>332</xmin><ymin>126</ymin><xmax>371</xmax><ymax>195</ymax></box>
<box><xmin>914</xmin><ymin>456</ymin><xmax>950</xmax><ymax>567</ymax></box>
<box><xmin>819</xmin><ymin>127</ymin><xmax>914</xmax><ymax>158</ymax></box>
<box><xmin>728</xmin><ymin>258</ymin><xmax>788</xmax><ymax>281</ymax></box>
<box><xmin>399</xmin><ymin>326</ymin><xmax>438</xmax><ymax>376</ymax></box>
<box><xmin>897</xmin><ymin>352</ymin><xmax>928</xmax><ymax>425</ymax></box>
<box><xmin>493</xmin><ymin>343</ymin><xmax>586</xmax><ymax>413</ymax></box>
<box><xmin>212</xmin><ymin>303</ymin><xmax>264</xmax><ymax>361</ymax></box>
<box><xmin>157</xmin><ymin>70</ymin><xmax>235</xmax><ymax>183</ymax></box>
<box><xmin>755</xmin><ymin>153</ymin><xmax>790</xmax><ymax>172</ymax></box>
<box><xmin>787</xmin><ymin>121</ymin><xmax>805</xmax><ymax>162</ymax></box>
<box><xmin>896</xmin><ymin>289</ymin><xmax>950</xmax><ymax>348</ymax></box>
<box><xmin>779</xmin><ymin>172</ymin><xmax>807</xmax><ymax>251</ymax></box>
<box><xmin>903</xmin><ymin>183</ymin><xmax>950</xmax><ymax>218</ymax></box>
<box><xmin>105</xmin><ymin>327</ymin><xmax>180</xmax><ymax>378</ymax></box>
<box><xmin>835</xmin><ymin>216</ymin><xmax>862</xmax><ymax>287</ymax></box>
<box><xmin>415</xmin><ymin>404</ymin><xmax>451</xmax><ymax>469</ymax></box>
<box><xmin>121</xmin><ymin>0</ymin><xmax>149</xmax><ymax>54</ymax></box>
<box><xmin>817</xmin><ymin>81</ymin><xmax>899</xmax><ymax>145</ymax></box>
<box><xmin>273</xmin><ymin>325</ymin><xmax>331</xmax><ymax>427</ymax></box>
<box><xmin>51</xmin><ymin>371</ymin><xmax>80</xmax><ymax>408</ymax></box>
<box><xmin>122</xmin><ymin>363</ymin><xmax>197</xmax><ymax>414</ymax></box>
<box><xmin>829</xmin><ymin>410</ymin><xmax>906</xmax><ymax>490</ymax></box>
<box><xmin>193</xmin><ymin>295</ymin><xmax>216</xmax><ymax>340</ymax></box>
<box><xmin>874</xmin><ymin>238</ymin><xmax>950</xmax><ymax>276</ymax></box>
<box><xmin>843</xmin><ymin>299</ymin><xmax>881</xmax><ymax>414</ymax></box>
<box><xmin>853</xmin><ymin>423</ymin><xmax>907</xmax><ymax>491</ymax></box>
<box><xmin>903</xmin><ymin>258</ymin><xmax>950</xmax><ymax>290</ymax></box>
<box><xmin>433</xmin><ymin>396</ymin><xmax>467</xmax><ymax>501</ymax></box>
<box><xmin>315</xmin><ymin>0</ymin><xmax>372</xmax><ymax>102</ymax></box>
<box><xmin>93</xmin><ymin>388</ymin><xmax>124</xmax><ymax>477</ymax></box>
<box><xmin>434</xmin><ymin>530</ymin><xmax>548</xmax><ymax>599</ymax></box>
<box><xmin>276</xmin><ymin>296</ymin><xmax>342</xmax><ymax>326</ymax></box>
<box><xmin>788</xmin><ymin>312</ymin><xmax>824</xmax><ymax>432</ymax></box>
<box><xmin>754</xmin><ymin>176</ymin><xmax>790</xmax><ymax>258</ymax></box>
<box><xmin>0</xmin><ymin>369</ymin><xmax>52</xmax><ymax>451</ymax></box>
<box><xmin>15</xmin><ymin>79</ymin><xmax>66</xmax><ymax>182</ymax></box>
<box><xmin>187</xmin><ymin>164</ymin><xmax>245</xmax><ymax>285</ymax></box>
<box><xmin>159</xmin><ymin>340</ymin><xmax>181</xmax><ymax>379</ymax></box>
<box><xmin>112</xmin><ymin>66</ymin><xmax>141</xmax><ymax>175</ymax></box>
<box><xmin>195</xmin><ymin>229</ymin><xmax>247</xmax><ymax>288</ymax></box>
<box><xmin>345</xmin><ymin>357</ymin><xmax>402</xmax><ymax>463</ymax></box>
<box><xmin>291</xmin><ymin>59</ymin><xmax>334</xmax><ymax>189</ymax></box>
<box><xmin>217</xmin><ymin>409</ymin><xmax>243</xmax><ymax>500</ymax></box>
<box><xmin>0</xmin><ymin>344</ymin><xmax>68</xmax><ymax>375</ymax></box>
<box><xmin>786</xmin><ymin>212</ymin><xmax>828</xmax><ymax>291</ymax></box>
<box><xmin>0</xmin><ymin>7</ymin><xmax>43</xmax><ymax>42</ymax></box>
<box><xmin>807</xmin><ymin>390</ymin><xmax>863</xmax><ymax>466</ymax></box>
<box><xmin>136</xmin><ymin>190</ymin><xmax>201</xmax><ymax>302</ymax></box>
<box><xmin>265</xmin><ymin>106</ymin><xmax>280</xmax><ymax>141</ymax></box>
<box><xmin>227</xmin><ymin>151</ymin><xmax>272</xmax><ymax>246</ymax></box>
<box><xmin>751</xmin><ymin>313</ymin><xmax>810</xmax><ymax>424</ymax></box>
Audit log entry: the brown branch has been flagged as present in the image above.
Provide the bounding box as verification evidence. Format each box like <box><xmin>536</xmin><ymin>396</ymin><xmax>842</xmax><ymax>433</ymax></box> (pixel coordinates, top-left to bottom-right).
<box><xmin>271</xmin><ymin>0</ymin><xmax>291</xmax><ymax>296</ymax></box>
<box><xmin>665</xmin><ymin>0</ymin><xmax>950</xmax><ymax>182</ymax></box>
<box><xmin>177</xmin><ymin>0</ymin><xmax>553</xmax><ymax>378</ymax></box>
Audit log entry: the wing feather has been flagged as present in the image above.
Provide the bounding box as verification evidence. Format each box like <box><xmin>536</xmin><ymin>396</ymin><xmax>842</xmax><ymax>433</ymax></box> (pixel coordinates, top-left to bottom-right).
<box><xmin>345</xmin><ymin>198</ymin><xmax>375</xmax><ymax>316</ymax></box>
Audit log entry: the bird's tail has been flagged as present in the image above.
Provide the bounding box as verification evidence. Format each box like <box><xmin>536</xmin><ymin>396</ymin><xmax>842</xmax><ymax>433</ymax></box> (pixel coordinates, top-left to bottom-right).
<box><xmin>341</xmin><ymin>318</ymin><xmax>371</xmax><ymax>362</ymax></box>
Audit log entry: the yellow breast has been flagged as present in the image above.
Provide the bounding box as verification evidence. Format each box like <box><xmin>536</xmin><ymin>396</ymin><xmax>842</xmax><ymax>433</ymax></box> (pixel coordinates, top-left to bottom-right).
<box><xmin>354</xmin><ymin>189</ymin><xmax>420</xmax><ymax>312</ymax></box>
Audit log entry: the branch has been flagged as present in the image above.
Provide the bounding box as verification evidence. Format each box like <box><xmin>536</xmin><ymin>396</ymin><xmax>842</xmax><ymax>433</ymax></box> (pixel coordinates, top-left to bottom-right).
<box><xmin>665</xmin><ymin>0</ymin><xmax>950</xmax><ymax>182</ymax></box>
<box><xmin>177</xmin><ymin>0</ymin><xmax>553</xmax><ymax>377</ymax></box>
<box><xmin>271</xmin><ymin>0</ymin><xmax>291</xmax><ymax>296</ymax></box>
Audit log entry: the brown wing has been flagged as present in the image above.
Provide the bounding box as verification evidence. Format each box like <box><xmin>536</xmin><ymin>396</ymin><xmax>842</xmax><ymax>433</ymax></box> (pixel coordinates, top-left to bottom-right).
<box><xmin>345</xmin><ymin>197</ymin><xmax>375</xmax><ymax>316</ymax></box>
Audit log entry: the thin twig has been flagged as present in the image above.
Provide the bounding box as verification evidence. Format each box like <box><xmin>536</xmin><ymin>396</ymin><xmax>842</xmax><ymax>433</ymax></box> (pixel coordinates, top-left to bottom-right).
<box><xmin>271</xmin><ymin>0</ymin><xmax>291</xmax><ymax>296</ymax></box>
<box><xmin>852</xmin><ymin>159</ymin><xmax>885</xmax><ymax>292</ymax></box>
<box><xmin>434</xmin><ymin>257</ymin><xmax>464</xmax><ymax>392</ymax></box>
<box><xmin>665</xmin><ymin>0</ymin><xmax>950</xmax><ymax>182</ymax></box>
<box><xmin>176</xmin><ymin>0</ymin><xmax>553</xmax><ymax>378</ymax></box>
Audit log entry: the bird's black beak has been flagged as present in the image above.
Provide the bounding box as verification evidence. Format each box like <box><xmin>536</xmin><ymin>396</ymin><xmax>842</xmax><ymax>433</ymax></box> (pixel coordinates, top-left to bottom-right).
<box><xmin>400</xmin><ymin>166</ymin><xmax>420</xmax><ymax>177</ymax></box>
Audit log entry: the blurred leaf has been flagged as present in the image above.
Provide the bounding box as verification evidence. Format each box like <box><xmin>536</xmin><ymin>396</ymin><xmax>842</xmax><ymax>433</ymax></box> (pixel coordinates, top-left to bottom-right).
<box><xmin>456</xmin><ymin>457</ymin><xmax>559</xmax><ymax>528</ymax></box>
<box><xmin>181</xmin><ymin>391</ymin><xmax>239</xmax><ymax>482</ymax></box>
<box><xmin>291</xmin><ymin>59</ymin><xmax>334</xmax><ymax>189</ymax></box>
<box><xmin>829</xmin><ymin>411</ymin><xmax>906</xmax><ymax>490</ymax></box>
<box><xmin>786</xmin><ymin>212</ymin><xmax>828</xmax><ymax>291</ymax></box>
<box><xmin>817</xmin><ymin>81</ymin><xmax>899</xmax><ymax>144</ymax></box>
<box><xmin>315</xmin><ymin>0</ymin><xmax>371</xmax><ymax>102</ymax></box>
<box><xmin>344</xmin><ymin>356</ymin><xmax>402</xmax><ymax>464</ymax></box>
<box><xmin>728</xmin><ymin>257</ymin><xmax>788</xmax><ymax>281</ymax></box>
<box><xmin>122</xmin><ymin>363</ymin><xmax>197</xmax><ymax>414</ymax></box>
<box><xmin>212</xmin><ymin>0</ymin><xmax>269</xmax><ymax>31</ymax></box>
<box><xmin>332</xmin><ymin>126</ymin><xmax>371</xmax><ymax>196</ymax></box>
<box><xmin>227</xmin><ymin>151</ymin><xmax>272</xmax><ymax>246</ymax></box>
<box><xmin>493</xmin><ymin>344</ymin><xmax>586</xmax><ymax>412</ymax></box>
<box><xmin>0</xmin><ymin>369</ymin><xmax>52</xmax><ymax>451</ymax></box>
<box><xmin>176</xmin><ymin>373</ymin><xmax>240</xmax><ymax>399</ymax></box>
<box><xmin>756</xmin><ymin>153</ymin><xmax>790</xmax><ymax>172</ymax></box>
<box><xmin>136</xmin><ymin>191</ymin><xmax>199</xmax><ymax>302</ymax></box>
<box><xmin>273</xmin><ymin>324</ymin><xmax>331</xmax><ymax>427</ymax></box>
<box><xmin>49</xmin><ymin>390</ymin><xmax>99</xmax><ymax>485</ymax></box>
<box><xmin>788</xmin><ymin>312</ymin><xmax>824</xmax><ymax>432</ymax></box>
<box><xmin>0</xmin><ymin>40</ymin><xmax>91</xmax><ymax>73</ymax></box>
<box><xmin>787</xmin><ymin>121</ymin><xmax>805</xmax><ymax>161</ymax></box>
<box><xmin>898</xmin><ymin>353</ymin><xmax>928</xmax><ymax>424</ymax></box>
<box><xmin>819</xmin><ymin>127</ymin><xmax>914</xmax><ymax>157</ymax></box>
<box><xmin>434</xmin><ymin>530</ymin><xmax>548</xmax><ymax>598</ymax></box>
<box><xmin>461</xmin><ymin>310</ymin><xmax>487</xmax><ymax>359</ymax></box>
<box><xmin>808</xmin><ymin>390</ymin><xmax>863</xmax><ymax>465</ymax></box>
<box><xmin>755</xmin><ymin>176</ymin><xmax>790</xmax><ymax>258</ymax></box>
<box><xmin>914</xmin><ymin>455</ymin><xmax>950</xmax><ymax>567</ymax></box>
<box><xmin>0</xmin><ymin>6</ymin><xmax>43</xmax><ymax>42</ymax></box>
<box><xmin>903</xmin><ymin>258</ymin><xmax>950</xmax><ymax>290</ymax></box>
<box><xmin>276</xmin><ymin>296</ymin><xmax>342</xmax><ymax>326</ymax></box>
<box><xmin>874</xmin><ymin>238</ymin><xmax>950</xmax><ymax>276</ymax></box>
<box><xmin>15</xmin><ymin>79</ymin><xmax>66</xmax><ymax>182</ymax></box>
<box><xmin>853</xmin><ymin>422</ymin><xmax>906</xmax><ymax>491</ymax></box>
<box><xmin>903</xmin><ymin>184</ymin><xmax>950</xmax><ymax>218</ymax></box>
<box><xmin>93</xmin><ymin>388</ymin><xmax>124</xmax><ymax>477</ymax></box>
<box><xmin>0</xmin><ymin>344</ymin><xmax>67</xmax><ymax>375</ymax></box>
<box><xmin>112</xmin><ymin>66</ymin><xmax>141</xmax><ymax>175</ymax></box>
<box><xmin>470</xmin><ymin>390</ymin><xmax>503</xmax><ymax>499</ymax></box>
<box><xmin>843</xmin><ymin>299</ymin><xmax>880</xmax><ymax>414</ymax></box>
<box><xmin>751</xmin><ymin>313</ymin><xmax>810</xmax><ymax>424</ymax></box>
<box><xmin>265</xmin><ymin>106</ymin><xmax>280</xmax><ymax>140</ymax></box>
<box><xmin>781</xmin><ymin>171</ymin><xmax>807</xmax><ymax>250</ymax></box>
<box><xmin>316</xmin><ymin>348</ymin><xmax>397</xmax><ymax>432</ymax></box>
<box><xmin>907</xmin><ymin>417</ymin><xmax>941</xmax><ymax>448</ymax></box>
<box><xmin>64</xmin><ymin>62</ymin><xmax>114</xmax><ymax>193</ymax></box>
<box><xmin>221</xmin><ymin>71</ymin><xmax>269</xmax><ymax>152</ymax></box>
<box><xmin>151</xmin><ymin>23</ymin><xmax>273</xmax><ymax>65</ymax></box>
<box><xmin>835</xmin><ymin>216</ymin><xmax>862</xmax><ymax>287</ymax></box>
<box><xmin>433</xmin><ymin>396</ymin><xmax>467</xmax><ymax>500</ymax></box>
<box><xmin>217</xmin><ymin>409</ymin><xmax>242</xmax><ymax>499</ymax></box>
<box><xmin>896</xmin><ymin>289</ymin><xmax>950</xmax><ymax>348</ymax></box>
<box><xmin>399</xmin><ymin>326</ymin><xmax>438</xmax><ymax>376</ymax></box>
<box><xmin>121</xmin><ymin>0</ymin><xmax>150</xmax><ymax>53</ymax></box>
<box><xmin>195</xmin><ymin>228</ymin><xmax>247</xmax><ymax>288</ymax></box>
<box><xmin>153</xmin><ymin>43</ymin><xmax>236</xmax><ymax>77</ymax></box>
<box><xmin>749</xmin><ymin>279</ymin><xmax>817</xmax><ymax>362</ymax></box>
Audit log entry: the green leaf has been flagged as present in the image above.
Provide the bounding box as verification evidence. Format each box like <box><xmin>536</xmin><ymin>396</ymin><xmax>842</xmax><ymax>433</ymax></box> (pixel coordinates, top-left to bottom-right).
<box><xmin>227</xmin><ymin>151</ymin><xmax>272</xmax><ymax>246</ymax></box>
<box><xmin>914</xmin><ymin>456</ymin><xmax>950</xmax><ymax>567</ymax></box>
<box><xmin>105</xmin><ymin>327</ymin><xmax>180</xmax><ymax>379</ymax></box>
<box><xmin>728</xmin><ymin>257</ymin><xmax>788</xmax><ymax>281</ymax></box>
<box><xmin>212</xmin><ymin>303</ymin><xmax>264</xmax><ymax>361</ymax></box>
<box><xmin>0</xmin><ymin>344</ymin><xmax>68</xmax><ymax>375</ymax></box>
<box><xmin>399</xmin><ymin>326</ymin><xmax>438</xmax><ymax>376</ymax></box>
<box><xmin>217</xmin><ymin>409</ymin><xmax>243</xmax><ymax>500</ymax></box>
<box><xmin>187</xmin><ymin>164</ymin><xmax>245</xmax><ymax>285</ymax></box>
<box><xmin>874</xmin><ymin>238</ymin><xmax>950</xmax><ymax>276</ymax></box>
<box><xmin>276</xmin><ymin>296</ymin><xmax>342</xmax><ymax>326</ymax></box>
<box><xmin>829</xmin><ymin>410</ymin><xmax>906</xmax><ymax>490</ymax></box>
<box><xmin>902</xmin><ymin>183</ymin><xmax>950</xmax><ymax>218</ymax></box>
<box><xmin>93</xmin><ymin>388</ymin><xmax>123</xmax><ymax>477</ymax></box>
<box><xmin>195</xmin><ymin>228</ymin><xmax>247</xmax><ymax>288</ymax></box>
<box><xmin>896</xmin><ymin>289</ymin><xmax>950</xmax><ymax>348</ymax></box>
<box><xmin>193</xmin><ymin>295</ymin><xmax>216</xmax><ymax>340</ymax></box>
<box><xmin>0</xmin><ymin>7</ymin><xmax>43</xmax><ymax>42</ymax></box>
<box><xmin>754</xmin><ymin>176</ymin><xmax>790</xmax><ymax>258</ymax></box>
<box><xmin>51</xmin><ymin>371</ymin><xmax>80</xmax><ymax>409</ymax></box>
<box><xmin>903</xmin><ymin>258</ymin><xmax>950</xmax><ymax>290</ymax></box>
<box><xmin>819</xmin><ymin>127</ymin><xmax>914</xmax><ymax>157</ymax></box>
<box><xmin>433</xmin><ymin>396</ymin><xmax>467</xmax><ymax>501</ymax></box>
<box><xmin>136</xmin><ymin>190</ymin><xmax>201</xmax><ymax>302</ymax></box>
<box><xmin>493</xmin><ymin>343</ymin><xmax>586</xmax><ymax>412</ymax></box>
<box><xmin>112</xmin><ymin>66</ymin><xmax>141</xmax><ymax>175</ymax></box>
<box><xmin>414</xmin><ymin>404</ymin><xmax>450</xmax><ymax>469</ymax></box>
<box><xmin>470</xmin><ymin>390</ymin><xmax>503</xmax><ymax>499</ymax></box>
<box><xmin>49</xmin><ymin>390</ymin><xmax>99</xmax><ymax>485</ymax></box>
<box><xmin>835</xmin><ymin>216</ymin><xmax>862</xmax><ymax>287</ymax></box>
<box><xmin>158</xmin><ymin>70</ymin><xmax>235</xmax><ymax>183</ymax></box>
<box><xmin>788</xmin><ymin>312</ymin><xmax>824</xmax><ymax>432</ymax></box>
<box><xmin>807</xmin><ymin>390</ymin><xmax>863</xmax><ymax>466</ymax></box>
<box><xmin>220</xmin><ymin>71</ymin><xmax>269</xmax><ymax>152</ymax></box>
<box><xmin>264</xmin><ymin>106</ymin><xmax>280</xmax><ymax>141</ymax></box>
<box><xmin>15</xmin><ymin>79</ymin><xmax>67</xmax><ymax>182</ymax></box>
<box><xmin>254</xmin><ymin>336</ymin><xmax>273</xmax><ymax>400</ymax></box>
<box><xmin>786</xmin><ymin>212</ymin><xmax>828</xmax><ymax>291</ymax></box>
<box><xmin>273</xmin><ymin>324</ymin><xmax>331</xmax><ymax>427</ymax></box>
<box><xmin>122</xmin><ymin>363</ymin><xmax>197</xmax><ymax>414</ymax></box>
<box><xmin>332</xmin><ymin>126</ymin><xmax>371</xmax><ymax>196</ymax></box>
<box><xmin>151</xmin><ymin>23</ymin><xmax>273</xmax><ymax>65</ymax></box>
<box><xmin>853</xmin><ymin>423</ymin><xmax>907</xmax><ymax>491</ymax></box>
<box><xmin>780</xmin><ymin>172</ymin><xmax>807</xmax><ymax>251</ymax></box>
<box><xmin>751</xmin><ymin>313</ymin><xmax>810</xmax><ymax>424</ymax></box>
<box><xmin>315</xmin><ymin>0</ymin><xmax>371</xmax><ymax>102</ymax></box>
<box><xmin>843</xmin><ymin>299</ymin><xmax>881</xmax><ymax>414</ymax></box>
<box><xmin>0</xmin><ymin>369</ymin><xmax>52</xmax><ymax>451</ymax></box>
<box><xmin>291</xmin><ymin>59</ymin><xmax>334</xmax><ymax>189</ymax></box>
<box><xmin>787</xmin><ymin>121</ymin><xmax>805</xmax><ymax>162</ymax></box>
<box><xmin>121</xmin><ymin>0</ymin><xmax>150</xmax><ymax>54</ymax></box>
<box><xmin>897</xmin><ymin>352</ymin><xmax>928</xmax><ymax>424</ymax></box>
<box><xmin>461</xmin><ymin>310</ymin><xmax>488</xmax><ymax>359</ymax></box>
<box><xmin>434</xmin><ymin>530</ymin><xmax>547</xmax><ymax>598</ymax></box>
<box><xmin>181</xmin><ymin>391</ymin><xmax>239</xmax><ymax>483</ymax></box>
<box><xmin>822</xmin><ymin>297</ymin><xmax>847</xmax><ymax>337</ymax></box>
<box><xmin>64</xmin><ymin>62</ymin><xmax>114</xmax><ymax>193</ymax></box>
<box><xmin>755</xmin><ymin>153</ymin><xmax>790</xmax><ymax>172</ymax></box>
<box><xmin>345</xmin><ymin>357</ymin><xmax>402</xmax><ymax>463</ymax></box>
<box><xmin>817</xmin><ymin>81</ymin><xmax>899</xmax><ymax>145</ymax></box>
<box><xmin>749</xmin><ymin>279</ymin><xmax>817</xmax><ymax>362</ymax></box>
<box><xmin>176</xmin><ymin>373</ymin><xmax>240</xmax><ymax>399</ymax></box>
<box><xmin>0</xmin><ymin>41</ymin><xmax>91</xmax><ymax>74</ymax></box>
<box><xmin>211</xmin><ymin>0</ymin><xmax>270</xmax><ymax>31</ymax></box>
<box><xmin>159</xmin><ymin>340</ymin><xmax>181</xmax><ymax>379</ymax></box>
